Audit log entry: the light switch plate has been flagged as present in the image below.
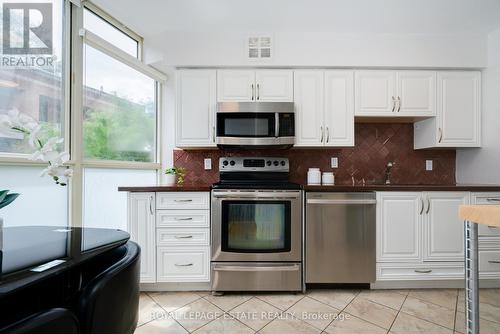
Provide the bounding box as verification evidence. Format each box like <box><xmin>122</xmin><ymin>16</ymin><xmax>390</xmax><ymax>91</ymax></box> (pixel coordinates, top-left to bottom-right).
<box><xmin>426</xmin><ymin>160</ymin><xmax>433</xmax><ymax>171</ymax></box>
<box><xmin>331</xmin><ymin>157</ymin><xmax>338</xmax><ymax>168</ymax></box>
<box><xmin>204</xmin><ymin>158</ymin><xmax>212</xmax><ymax>170</ymax></box>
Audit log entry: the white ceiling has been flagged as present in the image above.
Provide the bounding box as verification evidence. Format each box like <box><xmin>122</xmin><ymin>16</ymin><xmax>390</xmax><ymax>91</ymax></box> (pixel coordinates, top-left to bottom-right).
<box><xmin>93</xmin><ymin>0</ymin><xmax>500</xmax><ymax>37</ymax></box>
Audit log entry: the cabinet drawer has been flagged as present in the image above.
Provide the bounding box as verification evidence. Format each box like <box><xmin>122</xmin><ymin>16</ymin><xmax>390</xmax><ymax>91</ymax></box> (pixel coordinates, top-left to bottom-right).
<box><xmin>472</xmin><ymin>193</ymin><xmax>500</xmax><ymax>205</ymax></box>
<box><xmin>156</xmin><ymin>210</ymin><xmax>209</xmax><ymax>228</ymax></box>
<box><xmin>157</xmin><ymin>228</ymin><xmax>209</xmax><ymax>246</ymax></box>
<box><xmin>156</xmin><ymin>192</ymin><xmax>209</xmax><ymax>210</ymax></box>
<box><xmin>377</xmin><ymin>262</ymin><xmax>464</xmax><ymax>281</ymax></box>
<box><xmin>157</xmin><ymin>246</ymin><xmax>210</xmax><ymax>282</ymax></box>
<box><xmin>479</xmin><ymin>224</ymin><xmax>500</xmax><ymax>237</ymax></box>
<box><xmin>479</xmin><ymin>250</ymin><xmax>500</xmax><ymax>273</ymax></box>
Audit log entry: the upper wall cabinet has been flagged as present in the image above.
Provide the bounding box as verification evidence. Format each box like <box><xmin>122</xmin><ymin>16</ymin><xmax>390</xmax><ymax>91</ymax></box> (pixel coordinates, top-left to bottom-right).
<box><xmin>294</xmin><ymin>70</ymin><xmax>354</xmax><ymax>147</ymax></box>
<box><xmin>217</xmin><ymin>70</ymin><xmax>293</xmax><ymax>102</ymax></box>
<box><xmin>176</xmin><ymin>70</ymin><xmax>217</xmax><ymax>148</ymax></box>
<box><xmin>414</xmin><ymin>71</ymin><xmax>481</xmax><ymax>149</ymax></box>
<box><xmin>355</xmin><ymin>70</ymin><xmax>436</xmax><ymax>118</ymax></box>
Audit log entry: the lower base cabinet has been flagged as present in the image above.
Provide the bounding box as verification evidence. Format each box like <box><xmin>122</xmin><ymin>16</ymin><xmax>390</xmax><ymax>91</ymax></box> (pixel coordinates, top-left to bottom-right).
<box><xmin>157</xmin><ymin>246</ymin><xmax>210</xmax><ymax>282</ymax></box>
<box><xmin>127</xmin><ymin>191</ymin><xmax>211</xmax><ymax>284</ymax></box>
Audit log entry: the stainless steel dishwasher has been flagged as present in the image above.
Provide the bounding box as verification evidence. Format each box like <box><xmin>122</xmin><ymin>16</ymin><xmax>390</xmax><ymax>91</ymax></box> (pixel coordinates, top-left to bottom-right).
<box><xmin>306</xmin><ymin>192</ymin><xmax>376</xmax><ymax>283</ymax></box>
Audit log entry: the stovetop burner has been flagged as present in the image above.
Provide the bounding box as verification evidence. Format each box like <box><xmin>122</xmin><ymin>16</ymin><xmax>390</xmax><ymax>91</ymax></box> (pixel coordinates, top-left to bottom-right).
<box><xmin>213</xmin><ymin>156</ymin><xmax>301</xmax><ymax>190</ymax></box>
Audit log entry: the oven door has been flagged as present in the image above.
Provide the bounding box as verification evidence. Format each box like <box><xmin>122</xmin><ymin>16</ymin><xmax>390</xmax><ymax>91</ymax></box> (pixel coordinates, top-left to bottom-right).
<box><xmin>211</xmin><ymin>190</ymin><xmax>302</xmax><ymax>262</ymax></box>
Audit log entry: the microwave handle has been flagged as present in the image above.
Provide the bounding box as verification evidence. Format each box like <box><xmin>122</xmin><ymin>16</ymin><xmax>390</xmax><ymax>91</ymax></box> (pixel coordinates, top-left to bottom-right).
<box><xmin>275</xmin><ymin>113</ymin><xmax>279</xmax><ymax>137</ymax></box>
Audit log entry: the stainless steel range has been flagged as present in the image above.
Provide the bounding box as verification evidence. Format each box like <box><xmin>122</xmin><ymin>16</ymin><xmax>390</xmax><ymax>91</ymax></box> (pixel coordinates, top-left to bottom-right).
<box><xmin>211</xmin><ymin>157</ymin><xmax>303</xmax><ymax>292</ymax></box>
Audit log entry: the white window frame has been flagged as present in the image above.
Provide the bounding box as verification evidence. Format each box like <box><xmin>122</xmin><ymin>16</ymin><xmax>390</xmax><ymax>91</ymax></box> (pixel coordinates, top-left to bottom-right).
<box><xmin>69</xmin><ymin>2</ymin><xmax>166</xmax><ymax>226</ymax></box>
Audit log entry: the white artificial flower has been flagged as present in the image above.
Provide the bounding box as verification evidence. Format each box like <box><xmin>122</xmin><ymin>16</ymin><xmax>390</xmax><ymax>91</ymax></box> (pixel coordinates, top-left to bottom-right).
<box><xmin>30</xmin><ymin>137</ymin><xmax>64</xmax><ymax>162</ymax></box>
<box><xmin>28</xmin><ymin>124</ymin><xmax>43</xmax><ymax>148</ymax></box>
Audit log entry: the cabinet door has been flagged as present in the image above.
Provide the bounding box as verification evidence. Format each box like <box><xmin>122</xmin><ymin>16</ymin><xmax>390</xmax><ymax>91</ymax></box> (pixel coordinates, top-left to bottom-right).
<box><xmin>176</xmin><ymin>70</ymin><xmax>216</xmax><ymax>147</ymax></box>
<box><xmin>377</xmin><ymin>192</ymin><xmax>423</xmax><ymax>262</ymax></box>
<box><xmin>217</xmin><ymin>70</ymin><xmax>255</xmax><ymax>101</ymax></box>
<box><xmin>293</xmin><ymin>71</ymin><xmax>324</xmax><ymax>146</ymax></box>
<box><xmin>355</xmin><ymin>71</ymin><xmax>396</xmax><ymax>116</ymax></box>
<box><xmin>324</xmin><ymin>70</ymin><xmax>354</xmax><ymax>147</ymax></box>
<box><xmin>423</xmin><ymin>192</ymin><xmax>470</xmax><ymax>262</ymax></box>
<box><xmin>437</xmin><ymin>71</ymin><xmax>481</xmax><ymax>147</ymax></box>
<box><xmin>128</xmin><ymin>192</ymin><xmax>156</xmax><ymax>283</ymax></box>
<box><xmin>255</xmin><ymin>70</ymin><xmax>293</xmax><ymax>102</ymax></box>
<box><xmin>396</xmin><ymin>71</ymin><xmax>436</xmax><ymax>116</ymax></box>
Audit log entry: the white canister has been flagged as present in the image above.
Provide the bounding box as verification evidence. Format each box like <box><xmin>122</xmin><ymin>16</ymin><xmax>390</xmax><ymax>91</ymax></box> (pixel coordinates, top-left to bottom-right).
<box><xmin>164</xmin><ymin>173</ymin><xmax>177</xmax><ymax>186</ymax></box>
<box><xmin>307</xmin><ymin>168</ymin><xmax>321</xmax><ymax>185</ymax></box>
<box><xmin>322</xmin><ymin>172</ymin><xmax>335</xmax><ymax>185</ymax></box>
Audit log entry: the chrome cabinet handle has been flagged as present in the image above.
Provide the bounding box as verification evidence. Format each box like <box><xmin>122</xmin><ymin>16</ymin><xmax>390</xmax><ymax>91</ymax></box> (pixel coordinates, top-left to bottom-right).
<box><xmin>426</xmin><ymin>198</ymin><xmax>430</xmax><ymax>214</ymax></box>
<box><xmin>487</xmin><ymin>198</ymin><xmax>500</xmax><ymax>202</ymax></box>
<box><xmin>174</xmin><ymin>235</ymin><xmax>193</xmax><ymax>239</ymax></box>
<box><xmin>488</xmin><ymin>225</ymin><xmax>499</xmax><ymax>229</ymax></box>
<box><xmin>326</xmin><ymin>127</ymin><xmax>330</xmax><ymax>143</ymax></box>
<box><xmin>257</xmin><ymin>83</ymin><xmax>260</xmax><ymax>100</ymax></box>
<box><xmin>419</xmin><ymin>197</ymin><xmax>424</xmax><ymax>215</ymax></box>
<box><xmin>397</xmin><ymin>96</ymin><xmax>401</xmax><ymax>112</ymax></box>
<box><xmin>320</xmin><ymin>126</ymin><xmax>324</xmax><ymax>143</ymax></box>
<box><xmin>251</xmin><ymin>84</ymin><xmax>254</xmax><ymax>100</ymax></box>
<box><xmin>174</xmin><ymin>217</ymin><xmax>193</xmax><ymax>221</ymax></box>
<box><xmin>174</xmin><ymin>199</ymin><xmax>193</xmax><ymax>202</ymax></box>
<box><xmin>149</xmin><ymin>196</ymin><xmax>154</xmax><ymax>215</ymax></box>
<box><xmin>391</xmin><ymin>96</ymin><xmax>396</xmax><ymax>112</ymax></box>
<box><xmin>212</xmin><ymin>126</ymin><xmax>215</xmax><ymax>143</ymax></box>
<box><xmin>415</xmin><ymin>269</ymin><xmax>432</xmax><ymax>273</ymax></box>
<box><xmin>175</xmin><ymin>263</ymin><xmax>193</xmax><ymax>267</ymax></box>
<box><xmin>438</xmin><ymin>128</ymin><xmax>443</xmax><ymax>143</ymax></box>
<box><xmin>488</xmin><ymin>260</ymin><xmax>500</xmax><ymax>264</ymax></box>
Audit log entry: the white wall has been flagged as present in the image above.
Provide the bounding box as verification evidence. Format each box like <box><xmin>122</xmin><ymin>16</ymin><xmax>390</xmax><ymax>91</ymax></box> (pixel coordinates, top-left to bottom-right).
<box><xmin>457</xmin><ymin>28</ymin><xmax>500</xmax><ymax>184</ymax></box>
<box><xmin>146</xmin><ymin>31</ymin><xmax>487</xmax><ymax>70</ymax></box>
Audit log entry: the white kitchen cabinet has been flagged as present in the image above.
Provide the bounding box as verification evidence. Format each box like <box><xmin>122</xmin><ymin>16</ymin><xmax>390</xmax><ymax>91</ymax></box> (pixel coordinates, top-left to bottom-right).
<box><xmin>175</xmin><ymin>70</ymin><xmax>216</xmax><ymax>148</ymax></box>
<box><xmin>422</xmin><ymin>192</ymin><xmax>469</xmax><ymax>262</ymax></box>
<box><xmin>377</xmin><ymin>192</ymin><xmax>422</xmax><ymax>262</ymax></box>
<box><xmin>355</xmin><ymin>71</ymin><xmax>396</xmax><ymax>116</ymax></box>
<box><xmin>414</xmin><ymin>71</ymin><xmax>481</xmax><ymax>149</ymax></box>
<box><xmin>355</xmin><ymin>70</ymin><xmax>436</xmax><ymax>118</ymax></box>
<box><xmin>324</xmin><ymin>70</ymin><xmax>354</xmax><ymax>146</ymax></box>
<box><xmin>294</xmin><ymin>70</ymin><xmax>354</xmax><ymax>147</ymax></box>
<box><xmin>396</xmin><ymin>71</ymin><xmax>436</xmax><ymax>116</ymax></box>
<box><xmin>128</xmin><ymin>192</ymin><xmax>156</xmax><ymax>283</ymax></box>
<box><xmin>157</xmin><ymin>246</ymin><xmax>210</xmax><ymax>282</ymax></box>
<box><xmin>217</xmin><ymin>70</ymin><xmax>255</xmax><ymax>101</ymax></box>
<box><xmin>294</xmin><ymin>70</ymin><xmax>324</xmax><ymax>146</ymax></box>
<box><xmin>217</xmin><ymin>69</ymin><xmax>293</xmax><ymax>102</ymax></box>
<box><xmin>255</xmin><ymin>70</ymin><xmax>294</xmax><ymax>101</ymax></box>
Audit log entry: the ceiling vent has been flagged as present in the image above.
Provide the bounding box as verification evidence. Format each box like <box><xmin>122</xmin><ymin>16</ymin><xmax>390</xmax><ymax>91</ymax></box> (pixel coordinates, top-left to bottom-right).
<box><xmin>247</xmin><ymin>36</ymin><xmax>272</xmax><ymax>60</ymax></box>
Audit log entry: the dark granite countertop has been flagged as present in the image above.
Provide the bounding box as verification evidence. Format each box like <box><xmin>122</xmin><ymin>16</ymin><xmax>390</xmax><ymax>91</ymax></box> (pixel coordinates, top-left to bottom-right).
<box><xmin>303</xmin><ymin>184</ymin><xmax>500</xmax><ymax>192</ymax></box>
<box><xmin>119</xmin><ymin>183</ymin><xmax>500</xmax><ymax>192</ymax></box>
<box><xmin>118</xmin><ymin>184</ymin><xmax>211</xmax><ymax>192</ymax></box>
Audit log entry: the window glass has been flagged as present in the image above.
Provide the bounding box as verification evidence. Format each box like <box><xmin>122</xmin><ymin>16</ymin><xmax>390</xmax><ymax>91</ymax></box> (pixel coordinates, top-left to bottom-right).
<box><xmin>83</xmin><ymin>45</ymin><xmax>156</xmax><ymax>162</ymax></box>
<box><xmin>0</xmin><ymin>165</ymin><xmax>68</xmax><ymax>227</ymax></box>
<box><xmin>83</xmin><ymin>9</ymin><xmax>138</xmax><ymax>58</ymax></box>
<box><xmin>83</xmin><ymin>168</ymin><xmax>156</xmax><ymax>230</ymax></box>
<box><xmin>0</xmin><ymin>0</ymin><xmax>65</xmax><ymax>155</ymax></box>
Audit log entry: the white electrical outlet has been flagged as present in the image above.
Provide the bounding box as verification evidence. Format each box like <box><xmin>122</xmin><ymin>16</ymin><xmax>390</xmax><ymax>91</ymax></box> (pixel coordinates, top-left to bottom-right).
<box><xmin>426</xmin><ymin>160</ymin><xmax>433</xmax><ymax>171</ymax></box>
<box><xmin>204</xmin><ymin>158</ymin><xmax>212</xmax><ymax>170</ymax></box>
<box><xmin>331</xmin><ymin>157</ymin><xmax>338</xmax><ymax>168</ymax></box>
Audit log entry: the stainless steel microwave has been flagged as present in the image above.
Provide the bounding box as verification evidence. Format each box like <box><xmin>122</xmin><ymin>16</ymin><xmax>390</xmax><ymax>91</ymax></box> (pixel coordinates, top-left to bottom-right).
<box><xmin>216</xmin><ymin>102</ymin><xmax>295</xmax><ymax>149</ymax></box>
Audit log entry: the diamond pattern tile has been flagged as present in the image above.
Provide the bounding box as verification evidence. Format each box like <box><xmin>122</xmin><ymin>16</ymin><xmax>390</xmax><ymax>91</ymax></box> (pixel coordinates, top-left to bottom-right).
<box><xmin>172</xmin><ymin>123</ymin><xmax>456</xmax><ymax>187</ymax></box>
<box><xmin>135</xmin><ymin>289</ymin><xmax>500</xmax><ymax>333</ymax></box>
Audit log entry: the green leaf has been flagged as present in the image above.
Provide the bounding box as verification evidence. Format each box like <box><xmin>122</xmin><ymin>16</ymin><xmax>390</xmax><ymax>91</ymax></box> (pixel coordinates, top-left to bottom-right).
<box><xmin>0</xmin><ymin>193</ymin><xmax>20</xmax><ymax>210</ymax></box>
<box><xmin>0</xmin><ymin>190</ymin><xmax>8</xmax><ymax>203</ymax></box>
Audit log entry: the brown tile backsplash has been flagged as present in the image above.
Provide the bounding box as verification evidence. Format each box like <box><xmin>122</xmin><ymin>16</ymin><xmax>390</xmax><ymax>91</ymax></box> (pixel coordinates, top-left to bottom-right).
<box><xmin>172</xmin><ymin>123</ymin><xmax>456</xmax><ymax>186</ymax></box>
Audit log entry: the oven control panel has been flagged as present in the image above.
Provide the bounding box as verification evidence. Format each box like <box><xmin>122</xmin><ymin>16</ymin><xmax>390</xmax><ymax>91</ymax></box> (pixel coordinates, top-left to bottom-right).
<box><xmin>219</xmin><ymin>157</ymin><xmax>289</xmax><ymax>172</ymax></box>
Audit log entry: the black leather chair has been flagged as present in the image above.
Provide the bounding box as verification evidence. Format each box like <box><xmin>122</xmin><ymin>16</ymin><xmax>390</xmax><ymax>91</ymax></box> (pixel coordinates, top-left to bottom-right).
<box><xmin>0</xmin><ymin>308</ymin><xmax>79</xmax><ymax>334</ymax></box>
<box><xmin>76</xmin><ymin>241</ymin><xmax>140</xmax><ymax>334</ymax></box>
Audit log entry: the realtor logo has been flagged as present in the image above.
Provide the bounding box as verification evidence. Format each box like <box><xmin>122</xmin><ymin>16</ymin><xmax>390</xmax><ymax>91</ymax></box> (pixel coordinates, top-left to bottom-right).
<box><xmin>2</xmin><ymin>2</ymin><xmax>53</xmax><ymax>55</ymax></box>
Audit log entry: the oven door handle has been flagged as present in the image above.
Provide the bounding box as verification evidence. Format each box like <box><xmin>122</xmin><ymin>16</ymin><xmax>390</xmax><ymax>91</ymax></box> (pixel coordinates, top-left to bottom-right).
<box><xmin>275</xmin><ymin>113</ymin><xmax>279</xmax><ymax>137</ymax></box>
<box><xmin>213</xmin><ymin>192</ymin><xmax>300</xmax><ymax>199</ymax></box>
<box><xmin>213</xmin><ymin>264</ymin><xmax>301</xmax><ymax>272</ymax></box>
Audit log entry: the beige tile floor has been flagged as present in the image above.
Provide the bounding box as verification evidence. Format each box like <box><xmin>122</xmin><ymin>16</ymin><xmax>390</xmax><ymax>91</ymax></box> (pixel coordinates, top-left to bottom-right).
<box><xmin>135</xmin><ymin>288</ymin><xmax>500</xmax><ymax>334</ymax></box>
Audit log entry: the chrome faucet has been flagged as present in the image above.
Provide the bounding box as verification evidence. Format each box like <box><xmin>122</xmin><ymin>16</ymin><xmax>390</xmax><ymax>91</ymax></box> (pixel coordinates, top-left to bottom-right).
<box><xmin>384</xmin><ymin>162</ymin><xmax>395</xmax><ymax>185</ymax></box>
